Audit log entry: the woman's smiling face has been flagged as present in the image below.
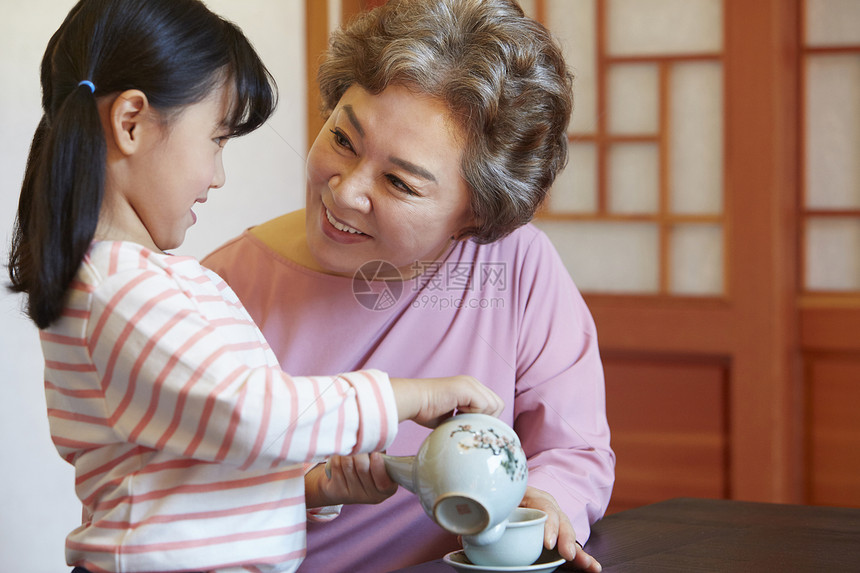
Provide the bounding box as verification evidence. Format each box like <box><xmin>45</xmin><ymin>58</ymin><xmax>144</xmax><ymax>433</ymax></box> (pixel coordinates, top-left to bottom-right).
<box><xmin>304</xmin><ymin>84</ymin><xmax>473</xmax><ymax>277</ymax></box>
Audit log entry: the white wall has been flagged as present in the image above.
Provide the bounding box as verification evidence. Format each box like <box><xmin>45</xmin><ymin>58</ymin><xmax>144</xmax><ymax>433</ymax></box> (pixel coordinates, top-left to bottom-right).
<box><xmin>0</xmin><ymin>2</ymin><xmax>307</xmax><ymax>571</ymax></box>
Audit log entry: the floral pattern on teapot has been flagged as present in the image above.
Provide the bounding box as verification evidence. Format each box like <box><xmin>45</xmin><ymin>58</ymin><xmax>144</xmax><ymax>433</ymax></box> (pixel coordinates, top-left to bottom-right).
<box><xmin>450</xmin><ymin>424</ymin><xmax>527</xmax><ymax>481</ymax></box>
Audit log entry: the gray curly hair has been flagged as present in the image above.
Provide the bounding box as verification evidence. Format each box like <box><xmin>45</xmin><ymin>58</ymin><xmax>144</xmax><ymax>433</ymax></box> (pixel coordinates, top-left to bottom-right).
<box><xmin>318</xmin><ymin>0</ymin><xmax>573</xmax><ymax>243</ymax></box>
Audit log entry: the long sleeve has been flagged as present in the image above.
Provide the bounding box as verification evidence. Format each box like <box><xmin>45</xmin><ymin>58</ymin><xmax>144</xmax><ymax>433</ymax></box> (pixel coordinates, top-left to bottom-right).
<box><xmin>513</xmin><ymin>228</ymin><xmax>615</xmax><ymax>545</ymax></box>
<box><xmin>80</xmin><ymin>266</ymin><xmax>394</xmax><ymax>470</ymax></box>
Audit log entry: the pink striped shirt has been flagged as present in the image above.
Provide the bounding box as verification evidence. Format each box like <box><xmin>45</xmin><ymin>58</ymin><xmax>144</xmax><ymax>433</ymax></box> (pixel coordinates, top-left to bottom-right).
<box><xmin>41</xmin><ymin>241</ymin><xmax>398</xmax><ymax>573</ymax></box>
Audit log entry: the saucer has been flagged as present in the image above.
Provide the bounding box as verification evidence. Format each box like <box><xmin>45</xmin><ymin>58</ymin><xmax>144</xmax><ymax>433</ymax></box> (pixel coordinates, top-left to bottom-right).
<box><xmin>442</xmin><ymin>548</ymin><xmax>565</xmax><ymax>573</ymax></box>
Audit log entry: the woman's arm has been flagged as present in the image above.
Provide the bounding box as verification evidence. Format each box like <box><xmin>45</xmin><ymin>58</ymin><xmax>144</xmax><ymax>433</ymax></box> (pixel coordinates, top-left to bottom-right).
<box><xmin>513</xmin><ymin>229</ymin><xmax>616</xmax><ymax>547</ymax></box>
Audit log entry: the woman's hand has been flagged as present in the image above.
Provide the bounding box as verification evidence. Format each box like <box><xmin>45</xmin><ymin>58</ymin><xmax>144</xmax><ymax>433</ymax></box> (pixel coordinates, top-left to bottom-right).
<box><xmin>306</xmin><ymin>452</ymin><xmax>398</xmax><ymax>507</ymax></box>
<box><xmin>520</xmin><ymin>486</ymin><xmax>602</xmax><ymax>572</ymax></box>
<box><xmin>390</xmin><ymin>375</ymin><xmax>504</xmax><ymax>427</ymax></box>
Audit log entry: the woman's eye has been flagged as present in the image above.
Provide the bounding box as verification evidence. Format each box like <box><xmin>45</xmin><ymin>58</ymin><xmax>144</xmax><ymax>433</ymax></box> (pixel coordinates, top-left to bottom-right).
<box><xmin>386</xmin><ymin>174</ymin><xmax>418</xmax><ymax>196</ymax></box>
<box><xmin>213</xmin><ymin>136</ymin><xmax>228</xmax><ymax>148</ymax></box>
<box><xmin>330</xmin><ymin>128</ymin><xmax>354</xmax><ymax>152</ymax></box>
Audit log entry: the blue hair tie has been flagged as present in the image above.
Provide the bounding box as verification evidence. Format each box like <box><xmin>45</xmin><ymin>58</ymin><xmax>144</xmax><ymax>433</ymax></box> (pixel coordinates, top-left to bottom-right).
<box><xmin>78</xmin><ymin>80</ymin><xmax>96</xmax><ymax>94</ymax></box>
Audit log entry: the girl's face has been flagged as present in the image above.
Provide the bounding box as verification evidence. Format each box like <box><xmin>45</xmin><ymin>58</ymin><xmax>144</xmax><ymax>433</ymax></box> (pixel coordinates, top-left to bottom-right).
<box><xmin>304</xmin><ymin>84</ymin><xmax>473</xmax><ymax>277</ymax></box>
<box><xmin>103</xmin><ymin>85</ymin><xmax>232</xmax><ymax>252</ymax></box>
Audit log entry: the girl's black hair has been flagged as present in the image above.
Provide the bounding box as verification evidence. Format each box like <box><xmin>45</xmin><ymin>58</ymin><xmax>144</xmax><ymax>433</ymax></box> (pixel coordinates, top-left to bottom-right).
<box><xmin>7</xmin><ymin>0</ymin><xmax>277</xmax><ymax>329</ymax></box>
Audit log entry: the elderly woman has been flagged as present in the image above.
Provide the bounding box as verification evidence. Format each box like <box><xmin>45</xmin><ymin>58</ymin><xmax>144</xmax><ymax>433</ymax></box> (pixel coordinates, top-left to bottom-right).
<box><xmin>203</xmin><ymin>0</ymin><xmax>614</xmax><ymax>571</ymax></box>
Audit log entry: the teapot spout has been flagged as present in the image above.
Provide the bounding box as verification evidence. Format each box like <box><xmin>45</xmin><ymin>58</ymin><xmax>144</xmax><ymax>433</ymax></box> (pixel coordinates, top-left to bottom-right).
<box><xmin>381</xmin><ymin>454</ymin><xmax>417</xmax><ymax>493</ymax></box>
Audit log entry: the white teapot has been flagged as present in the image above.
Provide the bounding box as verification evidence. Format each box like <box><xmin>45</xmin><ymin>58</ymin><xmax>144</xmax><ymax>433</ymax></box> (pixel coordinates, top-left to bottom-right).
<box><xmin>381</xmin><ymin>413</ymin><xmax>528</xmax><ymax>542</ymax></box>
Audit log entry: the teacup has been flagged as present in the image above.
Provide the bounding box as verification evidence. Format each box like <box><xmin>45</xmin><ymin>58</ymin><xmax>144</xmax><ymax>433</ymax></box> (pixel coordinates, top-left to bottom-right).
<box><xmin>381</xmin><ymin>413</ymin><xmax>528</xmax><ymax>539</ymax></box>
<box><xmin>462</xmin><ymin>507</ymin><xmax>547</xmax><ymax>567</ymax></box>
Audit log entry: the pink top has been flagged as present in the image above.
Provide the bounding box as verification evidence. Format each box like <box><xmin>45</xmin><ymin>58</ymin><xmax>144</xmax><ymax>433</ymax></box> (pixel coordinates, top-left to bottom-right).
<box><xmin>203</xmin><ymin>222</ymin><xmax>615</xmax><ymax>573</ymax></box>
<box><xmin>42</xmin><ymin>241</ymin><xmax>397</xmax><ymax>573</ymax></box>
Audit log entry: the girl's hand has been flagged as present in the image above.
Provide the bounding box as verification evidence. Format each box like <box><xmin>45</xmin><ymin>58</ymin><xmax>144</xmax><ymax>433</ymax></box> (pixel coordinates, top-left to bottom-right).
<box><xmin>390</xmin><ymin>375</ymin><xmax>504</xmax><ymax>427</ymax></box>
<box><xmin>520</xmin><ymin>486</ymin><xmax>602</xmax><ymax>572</ymax></box>
<box><xmin>306</xmin><ymin>452</ymin><xmax>398</xmax><ymax>507</ymax></box>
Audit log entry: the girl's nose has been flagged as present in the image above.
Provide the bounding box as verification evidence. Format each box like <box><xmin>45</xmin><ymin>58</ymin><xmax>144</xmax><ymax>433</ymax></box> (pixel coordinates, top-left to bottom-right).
<box><xmin>211</xmin><ymin>153</ymin><xmax>226</xmax><ymax>189</ymax></box>
<box><xmin>329</xmin><ymin>168</ymin><xmax>371</xmax><ymax>212</ymax></box>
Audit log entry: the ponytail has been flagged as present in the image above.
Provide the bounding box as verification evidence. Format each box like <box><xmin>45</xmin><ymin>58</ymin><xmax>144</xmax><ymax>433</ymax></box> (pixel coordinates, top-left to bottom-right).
<box><xmin>6</xmin><ymin>0</ymin><xmax>277</xmax><ymax>329</ymax></box>
<box><xmin>8</xmin><ymin>84</ymin><xmax>106</xmax><ymax>329</ymax></box>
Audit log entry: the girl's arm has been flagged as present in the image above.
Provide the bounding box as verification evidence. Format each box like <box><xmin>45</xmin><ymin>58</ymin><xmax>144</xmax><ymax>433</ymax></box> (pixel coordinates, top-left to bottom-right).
<box><xmin>76</xmin><ymin>260</ymin><xmax>501</xmax><ymax>471</ymax></box>
<box><xmin>82</xmin><ymin>266</ymin><xmax>397</xmax><ymax>470</ymax></box>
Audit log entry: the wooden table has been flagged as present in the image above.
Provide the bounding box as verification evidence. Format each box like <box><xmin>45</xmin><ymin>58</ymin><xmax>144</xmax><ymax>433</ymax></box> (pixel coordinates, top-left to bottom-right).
<box><xmin>584</xmin><ymin>497</ymin><xmax>860</xmax><ymax>571</ymax></box>
<box><xmin>390</xmin><ymin>497</ymin><xmax>860</xmax><ymax>572</ymax></box>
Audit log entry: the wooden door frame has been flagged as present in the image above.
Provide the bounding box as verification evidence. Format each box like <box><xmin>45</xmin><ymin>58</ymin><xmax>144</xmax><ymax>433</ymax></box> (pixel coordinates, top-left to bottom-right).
<box><xmin>586</xmin><ymin>0</ymin><xmax>803</xmax><ymax>503</ymax></box>
<box><xmin>305</xmin><ymin>0</ymin><xmax>327</xmax><ymax>147</ymax></box>
<box><xmin>305</xmin><ymin>0</ymin><xmax>388</xmax><ymax>147</ymax></box>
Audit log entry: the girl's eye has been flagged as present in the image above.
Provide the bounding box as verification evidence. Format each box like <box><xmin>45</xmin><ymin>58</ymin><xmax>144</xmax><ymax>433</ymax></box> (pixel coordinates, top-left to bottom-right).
<box><xmin>213</xmin><ymin>136</ymin><xmax>228</xmax><ymax>148</ymax></box>
<box><xmin>386</xmin><ymin>174</ymin><xmax>418</xmax><ymax>196</ymax></box>
<box><xmin>330</xmin><ymin>128</ymin><xmax>354</xmax><ymax>152</ymax></box>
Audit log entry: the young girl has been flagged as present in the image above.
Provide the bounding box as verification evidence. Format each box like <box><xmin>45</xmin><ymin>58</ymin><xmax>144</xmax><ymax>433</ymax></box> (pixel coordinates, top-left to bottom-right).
<box><xmin>6</xmin><ymin>1</ymin><xmax>502</xmax><ymax>572</ymax></box>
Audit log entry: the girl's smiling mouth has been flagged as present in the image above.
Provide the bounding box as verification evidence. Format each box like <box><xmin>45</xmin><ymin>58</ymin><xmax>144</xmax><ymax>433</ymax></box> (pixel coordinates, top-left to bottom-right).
<box><xmin>191</xmin><ymin>197</ymin><xmax>208</xmax><ymax>225</ymax></box>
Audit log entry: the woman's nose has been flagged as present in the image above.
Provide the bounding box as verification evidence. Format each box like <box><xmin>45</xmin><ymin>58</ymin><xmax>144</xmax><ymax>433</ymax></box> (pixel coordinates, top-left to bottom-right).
<box><xmin>329</xmin><ymin>168</ymin><xmax>371</xmax><ymax>212</ymax></box>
